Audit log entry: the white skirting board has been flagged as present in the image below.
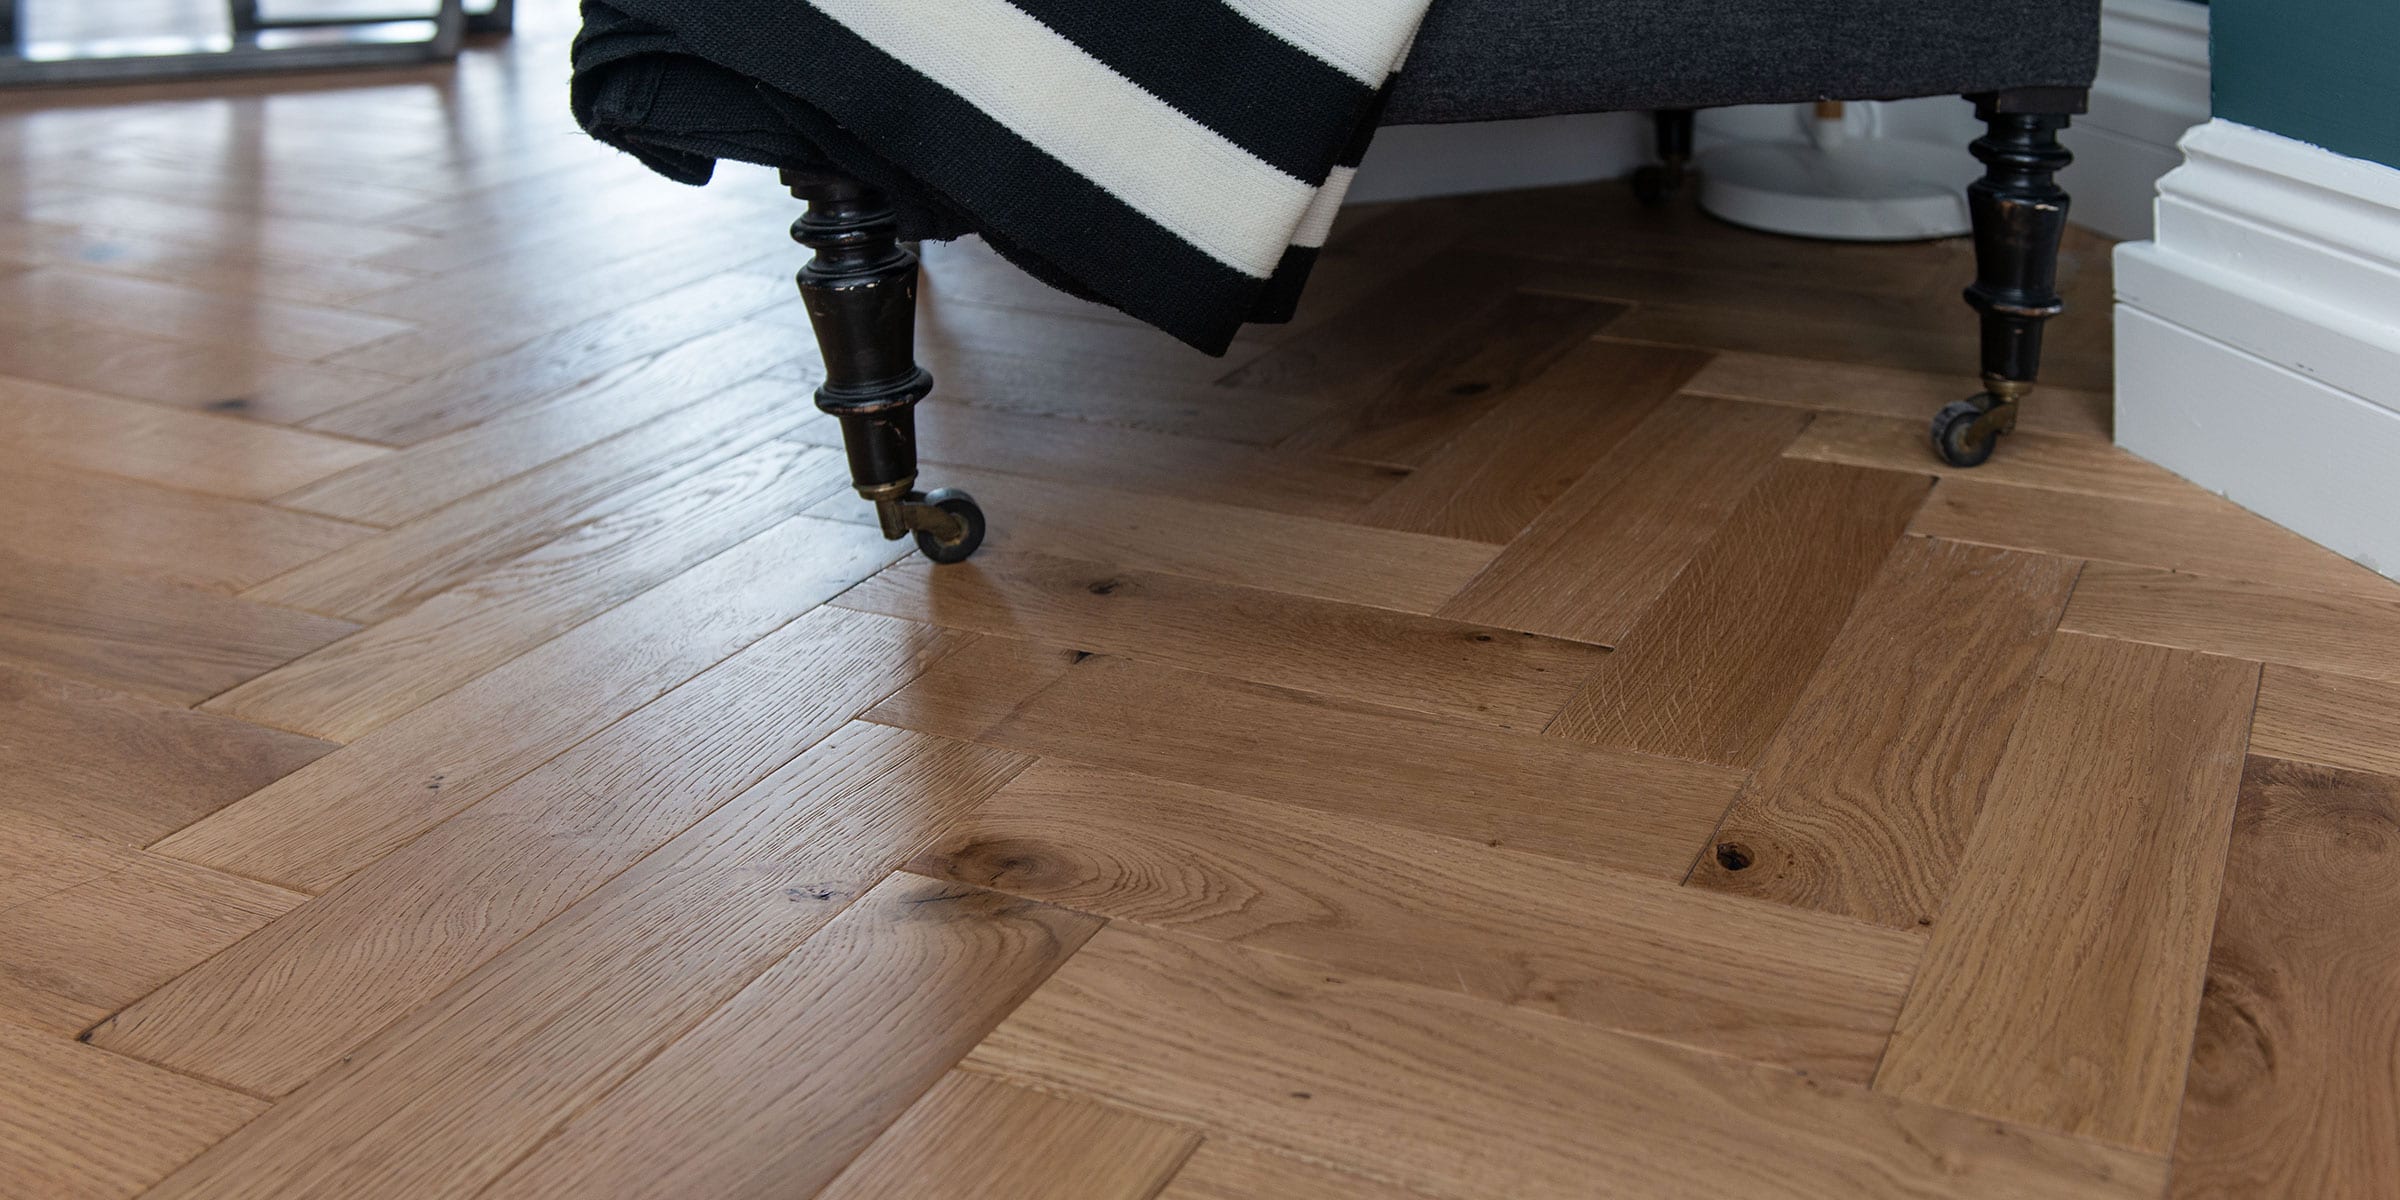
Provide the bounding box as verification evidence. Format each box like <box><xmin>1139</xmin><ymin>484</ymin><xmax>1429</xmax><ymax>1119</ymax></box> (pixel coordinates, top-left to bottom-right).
<box><xmin>2115</xmin><ymin>119</ymin><xmax>2400</xmax><ymax>581</ymax></box>
<box><xmin>2066</xmin><ymin>0</ymin><xmax>2210</xmax><ymax>240</ymax></box>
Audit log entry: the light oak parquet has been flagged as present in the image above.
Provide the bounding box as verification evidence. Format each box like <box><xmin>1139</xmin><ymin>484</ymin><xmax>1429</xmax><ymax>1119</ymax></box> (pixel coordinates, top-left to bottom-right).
<box><xmin>817</xmin><ymin>1069</ymin><xmax>1200</xmax><ymax>1200</ymax></box>
<box><xmin>0</xmin><ymin>458</ymin><xmax>374</xmax><ymax>595</ymax></box>
<box><xmin>0</xmin><ymin>377</ymin><xmax>386</xmax><ymax>501</ymax></box>
<box><xmin>0</xmin><ymin>1019</ymin><xmax>267</xmax><ymax>1200</ymax></box>
<box><xmin>2060</xmin><ymin>562</ymin><xmax>2400</xmax><ymax>683</ymax></box>
<box><xmin>1788</xmin><ymin>410</ymin><xmax>2202</xmax><ymax>505</ymax></box>
<box><xmin>1680</xmin><ymin>347</ymin><xmax>2114</xmax><ymax>440</ymax></box>
<box><xmin>1876</xmin><ymin>632</ymin><xmax>2259</xmax><ymax>1153</ymax></box>
<box><xmin>1688</xmin><ymin>538</ymin><xmax>2080</xmax><ymax>928</ymax></box>
<box><xmin>1156</xmin><ymin>1140</ymin><xmax>1428</xmax><ymax>1200</ymax></box>
<box><xmin>2249</xmin><ymin>664</ymin><xmax>2400</xmax><ymax>777</ymax></box>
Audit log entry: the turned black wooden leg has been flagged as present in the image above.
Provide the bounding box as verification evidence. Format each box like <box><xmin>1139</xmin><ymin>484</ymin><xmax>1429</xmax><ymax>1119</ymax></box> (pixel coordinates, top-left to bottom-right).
<box><xmin>783</xmin><ymin>168</ymin><xmax>984</xmax><ymax>563</ymax></box>
<box><xmin>1934</xmin><ymin>91</ymin><xmax>2079</xmax><ymax>467</ymax></box>
<box><xmin>1633</xmin><ymin>108</ymin><xmax>1696</xmax><ymax>206</ymax></box>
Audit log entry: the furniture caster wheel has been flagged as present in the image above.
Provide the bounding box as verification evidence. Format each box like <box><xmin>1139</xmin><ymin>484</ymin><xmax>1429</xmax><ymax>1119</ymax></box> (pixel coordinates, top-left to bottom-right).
<box><xmin>911</xmin><ymin>488</ymin><xmax>985</xmax><ymax>564</ymax></box>
<box><xmin>1931</xmin><ymin>397</ymin><xmax>2001</xmax><ymax>467</ymax></box>
<box><xmin>1632</xmin><ymin>164</ymin><xmax>1682</xmax><ymax>207</ymax></box>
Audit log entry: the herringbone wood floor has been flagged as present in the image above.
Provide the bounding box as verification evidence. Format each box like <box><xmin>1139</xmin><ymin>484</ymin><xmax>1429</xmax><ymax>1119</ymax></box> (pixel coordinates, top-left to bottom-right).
<box><xmin>7</xmin><ymin>8</ymin><xmax>2400</xmax><ymax>1199</ymax></box>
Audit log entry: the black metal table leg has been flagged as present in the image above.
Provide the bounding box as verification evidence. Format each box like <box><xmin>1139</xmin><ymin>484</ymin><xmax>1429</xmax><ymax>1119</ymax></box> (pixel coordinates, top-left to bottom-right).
<box><xmin>784</xmin><ymin>169</ymin><xmax>985</xmax><ymax>564</ymax></box>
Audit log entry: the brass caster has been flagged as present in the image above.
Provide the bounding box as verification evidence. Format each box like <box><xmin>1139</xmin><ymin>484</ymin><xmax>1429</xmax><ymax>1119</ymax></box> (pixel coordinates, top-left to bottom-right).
<box><xmin>873</xmin><ymin>487</ymin><xmax>985</xmax><ymax>564</ymax></box>
<box><xmin>1931</xmin><ymin>392</ymin><xmax>2018</xmax><ymax>468</ymax></box>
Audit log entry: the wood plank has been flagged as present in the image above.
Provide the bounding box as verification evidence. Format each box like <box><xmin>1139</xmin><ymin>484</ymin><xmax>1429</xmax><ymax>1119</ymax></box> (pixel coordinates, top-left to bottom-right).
<box><xmin>300</xmin><ymin>266</ymin><xmax>796</xmax><ymax>445</ymax></box>
<box><xmin>100</xmin><ymin>619</ymin><xmax>960</xmax><ymax>1097</ymax></box>
<box><xmin>0</xmin><ymin>547</ymin><xmax>360</xmax><ymax>705</ymax></box>
<box><xmin>1875</xmin><ymin>632</ymin><xmax>2259</xmax><ymax>1152</ymax></box>
<box><xmin>152</xmin><ymin>516</ymin><xmax>905</xmax><ymax>892</ymax></box>
<box><xmin>0</xmin><ymin>1019</ymin><xmax>267</xmax><ymax>1200</ymax></box>
<box><xmin>868</xmin><ymin>636</ymin><xmax>1743</xmax><ymax>877</ymax></box>
<box><xmin>0</xmin><ymin>458</ymin><xmax>373</xmax><ymax>594</ymax></box>
<box><xmin>481</xmin><ymin>874</ymin><xmax>1101</xmax><ymax>1200</ymax></box>
<box><xmin>911</xmin><ymin>761</ymin><xmax>1920</xmax><ymax>1079</ymax></box>
<box><xmin>1156</xmin><ymin>1140</ymin><xmax>1424</xmax><ymax>1200</ymax></box>
<box><xmin>1679</xmin><ymin>347</ymin><xmax>2113</xmax><ymax>440</ymax></box>
<box><xmin>280</xmin><ymin>312</ymin><xmax>808</xmax><ymax>525</ymax></box>
<box><xmin>1213</xmin><ymin>251</ymin><xmax>1525</xmax><ymax>400</ymax></box>
<box><xmin>141</xmin><ymin>731</ymin><xmax>1031</xmax><ymax>1200</ymax></box>
<box><xmin>0</xmin><ymin>377</ymin><xmax>386</xmax><ymax>499</ymax></box>
<box><xmin>1912</xmin><ymin>477</ymin><xmax>2397</xmax><ymax>601</ymax></box>
<box><xmin>1787</xmin><ymin>411</ymin><xmax>2204</xmax><ymax>506</ymax></box>
<box><xmin>1435</xmin><ymin>395</ymin><xmax>1811</xmax><ymax>644</ymax></box>
<box><xmin>0</xmin><ymin>266</ymin><xmax>412</xmax><ymax>361</ymax></box>
<box><xmin>803</xmin><ymin>462</ymin><xmax>1497</xmax><ymax>613</ymax></box>
<box><xmin>0</xmin><ymin>316</ymin><xmax>405</xmax><ymax>423</ymax></box>
<box><xmin>1274</xmin><ymin>291</ymin><xmax>1629</xmax><ymax>467</ymax></box>
<box><xmin>24</xmin><ymin>190</ymin><xmax>429</xmax><ymax>264</ymax></box>
<box><xmin>835</xmin><ymin>547</ymin><xmax>1605</xmax><ymax>733</ymax></box>
<box><xmin>968</xmin><ymin>923</ymin><xmax>2168</xmax><ymax>1200</ymax></box>
<box><xmin>2059</xmin><ymin>562</ymin><xmax>2400</xmax><ymax>683</ymax></box>
<box><xmin>0</xmin><ymin>815</ymin><xmax>304</xmax><ymax>1034</ymax></box>
<box><xmin>816</xmin><ymin>1070</ymin><xmax>1199</xmax><ymax>1200</ymax></box>
<box><xmin>243</xmin><ymin>376</ymin><xmax>815</xmax><ymax>623</ymax></box>
<box><xmin>1547</xmin><ymin>459</ymin><xmax>1932</xmax><ymax>766</ymax></box>
<box><xmin>0</xmin><ymin>663</ymin><xmax>332</xmax><ymax>845</ymax></box>
<box><xmin>1687</xmin><ymin>539</ymin><xmax>2080</xmax><ymax>928</ymax></box>
<box><xmin>1598</xmin><ymin>296</ymin><xmax>2114</xmax><ymax>393</ymax></box>
<box><xmin>1352</xmin><ymin>338</ymin><xmax>1708</xmax><ymax>542</ymax></box>
<box><xmin>2249</xmin><ymin>664</ymin><xmax>2400</xmax><ymax>777</ymax></box>
<box><xmin>208</xmin><ymin>441</ymin><xmax>849</xmax><ymax>741</ymax></box>
<box><xmin>2170</xmin><ymin>756</ymin><xmax>2400</xmax><ymax>1198</ymax></box>
<box><xmin>0</xmin><ymin>219</ymin><xmax>425</xmax><ymax>309</ymax></box>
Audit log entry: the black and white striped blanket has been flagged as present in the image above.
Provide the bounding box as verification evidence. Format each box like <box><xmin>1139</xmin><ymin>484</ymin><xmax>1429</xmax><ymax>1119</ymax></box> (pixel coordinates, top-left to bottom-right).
<box><xmin>571</xmin><ymin>0</ymin><xmax>1431</xmax><ymax>354</ymax></box>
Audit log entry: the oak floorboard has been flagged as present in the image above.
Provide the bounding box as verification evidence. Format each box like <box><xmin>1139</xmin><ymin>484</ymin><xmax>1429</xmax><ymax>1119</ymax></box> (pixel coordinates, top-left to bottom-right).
<box><xmin>803</xmin><ymin>462</ymin><xmax>1498</xmax><ymax>613</ymax></box>
<box><xmin>0</xmin><ymin>266</ymin><xmax>413</xmax><ymax>362</ymax></box>
<box><xmin>300</xmin><ymin>266</ymin><xmax>797</xmax><ymax>446</ymax></box>
<box><xmin>279</xmin><ymin>312</ymin><xmax>809</xmax><ymax>525</ymax></box>
<box><xmin>1547</xmin><ymin>458</ymin><xmax>1932</xmax><ymax>767</ymax></box>
<box><xmin>0</xmin><ymin>316</ymin><xmax>405</xmax><ymax>423</ymax></box>
<box><xmin>1353</xmin><ymin>339</ymin><xmax>1708</xmax><ymax>543</ymax></box>
<box><xmin>968</xmin><ymin>923</ymin><xmax>2169</xmax><ymax>1200</ymax></box>
<box><xmin>2248</xmin><ymin>665</ymin><xmax>2400</xmax><ymax>777</ymax></box>
<box><xmin>1435</xmin><ymin>395</ymin><xmax>1810</xmax><ymax>644</ymax></box>
<box><xmin>1598</xmin><ymin>295</ymin><xmax>2114</xmax><ymax>393</ymax></box>
<box><xmin>912</xmin><ymin>761</ymin><xmax>1920</xmax><ymax>1079</ymax></box>
<box><xmin>242</xmin><ymin>376</ymin><xmax>815</xmax><ymax>623</ymax></box>
<box><xmin>1155</xmin><ymin>1140</ymin><xmax>1427</xmax><ymax>1200</ymax></box>
<box><xmin>867</xmin><ymin>636</ymin><xmax>1744</xmax><ymax>877</ymax></box>
<box><xmin>208</xmin><ymin>441</ymin><xmax>850</xmax><ymax>742</ymax></box>
<box><xmin>0</xmin><ymin>219</ymin><xmax>424</xmax><ymax>309</ymax></box>
<box><xmin>140</xmin><ymin>731</ymin><xmax>1030</xmax><ymax>1200</ymax></box>
<box><xmin>481</xmin><ymin>875</ymin><xmax>1101</xmax><ymax>1200</ymax></box>
<box><xmin>0</xmin><ymin>548</ymin><xmax>360</xmax><ymax>706</ymax></box>
<box><xmin>835</xmin><ymin>547</ymin><xmax>1606</xmax><ymax>733</ymax></box>
<box><xmin>816</xmin><ymin>1070</ymin><xmax>1200</xmax><ymax>1200</ymax></box>
<box><xmin>24</xmin><ymin>190</ymin><xmax>429</xmax><ymax>264</ymax></box>
<box><xmin>0</xmin><ymin>377</ymin><xmax>386</xmax><ymax>500</ymax></box>
<box><xmin>1912</xmin><ymin>477</ymin><xmax>2398</xmax><ymax>601</ymax></box>
<box><xmin>0</xmin><ymin>815</ymin><xmax>304</xmax><ymax>1034</ymax></box>
<box><xmin>1678</xmin><ymin>348</ymin><xmax>2113</xmax><ymax>440</ymax></box>
<box><xmin>1787</xmin><ymin>411</ymin><xmax>2201</xmax><ymax>506</ymax></box>
<box><xmin>0</xmin><ymin>1019</ymin><xmax>267</xmax><ymax>1200</ymax></box>
<box><xmin>0</xmin><ymin>458</ymin><xmax>374</xmax><ymax>594</ymax></box>
<box><xmin>98</xmin><ymin>621</ymin><xmax>960</xmax><ymax>1097</ymax></box>
<box><xmin>0</xmin><ymin>663</ymin><xmax>332</xmax><ymax>845</ymax></box>
<box><xmin>1875</xmin><ymin>632</ymin><xmax>2259</xmax><ymax>1152</ymax></box>
<box><xmin>1212</xmin><ymin>252</ymin><xmax>1526</xmax><ymax>401</ymax></box>
<box><xmin>2059</xmin><ymin>562</ymin><xmax>2400</xmax><ymax>683</ymax></box>
<box><xmin>1687</xmin><ymin>539</ymin><xmax>2080</xmax><ymax>928</ymax></box>
<box><xmin>2170</xmin><ymin>756</ymin><xmax>2400</xmax><ymax>1199</ymax></box>
<box><xmin>150</xmin><ymin>516</ymin><xmax>905</xmax><ymax>892</ymax></box>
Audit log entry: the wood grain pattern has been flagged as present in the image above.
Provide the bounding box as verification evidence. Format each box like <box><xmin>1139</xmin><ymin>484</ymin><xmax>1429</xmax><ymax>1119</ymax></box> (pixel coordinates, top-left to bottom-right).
<box><xmin>1688</xmin><ymin>538</ymin><xmax>2079</xmax><ymax>927</ymax></box>
<box><xmin>1353</xmin><ymin>338</ymin><xmax>1707</xmax><ymax>542</ymax></box>
<box><xmin>1156</xmin><ymin>1140</ymin><xmax>1426</xmax><ymax>1200</ymax></box>
<box><xmin>2249</xmin><ymin>664</ymin><xmax>2400</xmax><ymax>777</ymax></box>
<box><xmin>2060</xmin><ymin>562</ymin><xmax>2400</xmax><ymax>683</ymax></box>
<box><xmin>1876</xmin><ymin>633</ymin><xmax>2259</xmax><ymax>1152</ymax></box>
<box><xmin>1435</xmin><ymin>396</ymin><xmax>1811</xmax><ymax>644</ymax></box>
<box><xmin>2170</xmin><ymin>756</ymin><xmax>2400</xmax><ymax>1199</ymax></box>
<box><xmin>1548</xmin><ymin>458</ymin><xmax>1932</xmax><ymax>766</ymax></box>
<box><xmin>0</xmin><ymin>458</ymin><xmax>373</xmax><ymax>594</ymax></box>
<box><xmin>835</xmin><ymin>548</ymin><xmax>1606</xmax><ymax>733</ymax></box>
<box><xmin>912</xmin><ymin>761</ymin><xmax>1920</xmax><ymax>1079</ymax></box>
<box><xmin>143</xmin><ymin>731</ymin><xmax>1029</xmax><ymax>1200</ymax></box>
<box><xmin>0</xmin><ymin>314</ymin><xmax>404</xmax><ymax>423</ymax></box>
<box><xmin>0</xmin><ymin>378</ymin><xmax>386</xmax><ymax>500</ymax></box>
<box><xmin>96</xmin><ymin>616</ymin><xmax>958</xmax><ymax>1096</ymax></box>
<box><xmin>151</xmin><ymin>516</ymin><xmax>903</xmax><ymax>891</ymax></box>
<box><xmin>817</xmin><ymin>1070</ymin><xmax>1199</xmax><ymax>1200</ymax></box>
<box><xmin>483</xmin><ymin>874</ymin><xmax>1101</xmax><ymax>1200</ymax></box>
<box><xmin>1680</xmin><ymin>348</ymin><xmax>2113</xmax><ymax>440</ymax></box>
<box><xmin>0</xmin><ymin>1018</ymin><xmax>266</xmax><ymax>1200</ymax></box>
<box><xmin>207</xmin><ymin>441</ymin><xmax>849</xmax><ymax>741</ymax></box>
<box><xmin>969</xmin><ymin>923</ymin><xmax>2168</xmax><ymax>1200</ymax></box>
<box><xmin>1913</xmin><ymin>478</ymin><xmax>2397</xmax><ymax>600</ymax></box>
<box><xmin>869</xmin><ymin>636</ymin><xmax>1744</xmax><ymax>877</ymax></box>
<box><xmin>1787</xmin><ymin>411</ymin><xmax>2201</xmax><ymax>506</ymax></box>
<box><xmin>0</xmin><ymin>663</ymin><xmax>332</xmax><ymax>843</ymax></box>
<box><xmin>0</xmin><ymin>266</ymin><xmax>412</xmax><ymax>361</ymax></box>
<box><xmin>804</xmin><ymin>463</ymin><xmax>1498</xmax><ymax>612</ymax></box>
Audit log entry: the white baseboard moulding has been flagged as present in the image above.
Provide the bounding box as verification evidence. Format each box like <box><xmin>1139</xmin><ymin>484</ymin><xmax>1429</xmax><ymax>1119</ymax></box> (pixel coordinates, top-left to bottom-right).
<box><xmin>2067</xmin><ymin>0</ymin><xmax>2210</xmax><ymax>239</ymax></box>
<box><xmin>2114</xmin><ymin>118</ymin><xmax>2400</xmax><ymax>582</ymax></box>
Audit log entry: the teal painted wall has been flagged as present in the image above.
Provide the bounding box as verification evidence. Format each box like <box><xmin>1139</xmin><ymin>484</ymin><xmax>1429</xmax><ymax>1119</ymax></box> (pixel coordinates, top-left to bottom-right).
<box><xmin>2211</xmin><ymin>0</ymin><xmax>2400</xmax><ymax>170</ymax></box>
